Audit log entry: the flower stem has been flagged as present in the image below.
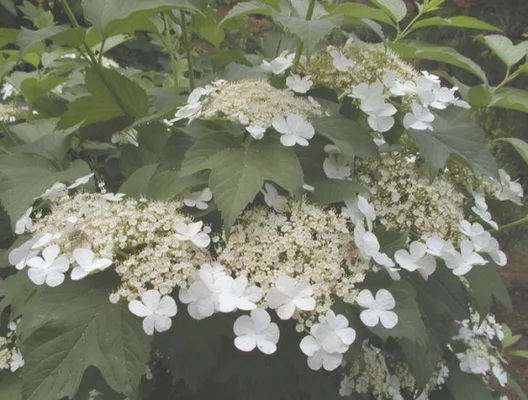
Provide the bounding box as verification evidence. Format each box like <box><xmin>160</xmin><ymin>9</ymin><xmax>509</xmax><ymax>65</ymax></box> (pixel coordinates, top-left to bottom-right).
<box><xmin>0</xmin><ymin>121</ymin><xmax>18</xmax><ymax>145</ymax></box>
<box><xmin>59</xmin><ymin>0</ymin><xmax>99</xmax><ymax>67</ymax></box>
<box><xmin>494</xmin><ymin>215</ymin><xmax>528</xmax><ymax>233</ymax></box>
<box><xmin>179</xmin><ymin>10</ymin><xmax>195</xmax><ymax>91</ymax></box>
<box><xmin>291</xmin><ymin>0</ymin><xmax>317</xmax><ymax>73</ymax></box>
<box><xmin>163</xmin><ymin>13</ymin><xmax>180</xmax><ymax>89</ymax></box>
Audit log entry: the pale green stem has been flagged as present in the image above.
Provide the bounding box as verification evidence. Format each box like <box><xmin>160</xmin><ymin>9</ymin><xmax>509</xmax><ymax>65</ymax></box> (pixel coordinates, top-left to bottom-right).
<box><xmin>494</xmin><ymin>215</ymin><xmax>528</xmax><ymax>233</ymax></box>
<box><xmin>180</xmin><ymin>10</ymin><xmax>195</xmax><ymax>90</ymax></box>
<box><xmin>291</xmin><ymin>0</ymin><xmax>317</xmax><ymax>73</ymax></box>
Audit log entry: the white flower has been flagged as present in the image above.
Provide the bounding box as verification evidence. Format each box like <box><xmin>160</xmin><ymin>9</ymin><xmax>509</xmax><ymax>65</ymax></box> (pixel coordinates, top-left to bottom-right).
<box><xmin>174</xmin><ymin>102</ymin><xmax>202</xmax><ymax>122</ymax></box>
<box><xmin>174</xmin><ymin>221</ymin><xmax>211</xmax><ymax>248</ymax></box>
<box><xmin>339</xmin><ymin>376</ymin><xmax>354</xmax><ymax>397</ymax></box>
<box><xmin>233</xmin><ymin>308</ymin><xmax>280</xmax><ymax>354</ymax></box>
<box><xmin>354</xmin><ymin>223</ymin><xmax>380</xmax><ymax>258</ymax></box>
<box><xmin>421</xmin><ymin>71</ymin><xmax>441</xmax><ymax>84</ymax></box>
<box><xmin>425</xmin><ymin>236</ymin><xmax>453</xmax><ymax>257</ymax></box>
<box><xmin>286</xmin><ymin>74</ymin><xmax>313</xmax><ymax>94</ymax></box>
<box><xmin>469</xmin><ymin>187</ymin><xmax>488</xmax><ymax>211</ymax></box>
<box><xmin>262</xmin><ymin>52</ymin><xmax>294</xmax><ymax>75</ymax></box>
<box><xmin>403</xmin><ymin>103</ymin><xmax>434</xmax><ymax>131</ymax></box>
<box><xmin>272</xmin><ymin>114</ymin><xmax>315</xmax><ymax>147</ymax></box>
<box><xmin>246</xmin><ymin>125</ymin><xmax>266</xmax><ymax>140</ymax></box>
<box><xmin>357</xmin><ymin>195</ymin><xmax>376</xmax><ymax>231</ymax></box>
<box><xmin>471</xmin><ymin>205</ymin><xmax>498</xmax><ymax>230</ymax></box>
<box><xmin>187</xmin><ymin>86</ymin><xmax>214</xmax><ymax>104</ymax></box>
<box><xmin>349</xmin><ymin>81</ymin><xmax>384</xmax><ymax>101</ymax></box>
<box><xmin>444</xmin><ymin>240</ymin><xmax>488</xmax><ymax>276</ymax></box>
<box><xmin>36</xmin><ymin>182</ymin><xmax>67</xmax><ymax>200</ymax></box>
<box><xmin>302</xmin><ymin>183</ymin><xmax>315</xmax><ymax>192</ymax></box>
<box><xmin>217</xmin><ymin>276</ymin><xmax>262</xmax><ymax>312</ymax></box>
<box><xmin>323</xmin><ymin>154</ymin><xmax>351</xmax><ymax>180</ymax></box>
<box><xmin>459</xmin><ymin>220</ymin><xmax>486</xmax><ymax>239</ymax></box>
<box><xmin>183</xmin><ymin>188</ymin><xmax>213</xmax><ymax>210</ymax></box>
<box><xmin>8</xmin><ymin>233</ymin><xmax>57</xmax><ymax>270</ymax></box>
<box><xmin>128</xmin><ymin>290</ymin><xmax>177</xmax><ymax>335</ymax></box>
<box><xmin>330</xmin><ymin>49</ymin><xmax>354</xmax><ymax>72</ymax></box>
<box><xmin>496</xmin><ymin>169</ymin><xmax>523</xmax><ymax>205</ymax></box>
<box><xmin>360</xmin><ymin>95</ymin><xmax>397</xmax><ymax>132</ymax></box>
<box><xmin>341</xmin><ymin>197</ymin><xmax>364</xmax><ymax>224</ymax></box>
<box><xmin>492</xmin><ymin>365</ymin><xmax>507</xmax><ymax>386</ymax></box>
<box><xmin>67</xmin><ymin>173</ymin><xmax>94</xmax><ymax>189</ymax></box>
<box><xmin>260</xmin><ymin>183</ymin><xmax>287</xmax><ymax>212</ymax></box>
<box><xmin>1</xmin><ymin>82</ymin><xmax>16</xmax><ymax>100</ymax></box>
<box><xmin>459</xmin><ymin>353</ymin><xmax>489</xmax><ymax>374</ymax></box>
<box><xmin>71</xmin><ymin>248</ymin><xmax>112</xmax><ymax>280</ymax></box>
<box><xmin>26</xmin><ymin>245</ymin><xmax>70</xmax><ymax>287</ymax></box>
<box><xmin>9</xmin><ymin>351</ymin><xmax>24</xmax><ymax>372</ymax></box>
<box><xmin>394</xmin><ymin>242</ymin><xmax>436</xmax><ymax>280</ymax></box>
<box><xmin>14</xmin><ymin>207</ymin><xmax>33</xmax><ymax>235</ymax></box>
<box><xmin>357</xmin><ymin>289</ymin><xmax>398</xmax><ymax>329</ymax></box>
<box><xmin>179</xmin><ymin>263</ymin><xmax>231</xmax><ymax>320</ymax></box>
<box><xmin>300</xmin><ymin>333</ymin><xmax>343</xmax><ymax>371</ymax></box>
<box><xmin>267</xmin><ymin>276</ymin><xmax>316</xmax><ymax>320</ymax></box>
<box><xmin>383</xmin><ymin>72</ymin><xmax>417</xmax><ymax>96</ymax></box>
<box><xmin>101</xmin><ymin>192</ymin><xmax>125</xmax><ymax>202</ymax></box>
<box><xmin>484</xmin><ymin>237</ymin><xmax>507</xmax><ymax>266</ymax></box>
<box><xmin>313</xmin><ymin>310</ymin><xmax>356</xmax><ymax>354</ymax></box>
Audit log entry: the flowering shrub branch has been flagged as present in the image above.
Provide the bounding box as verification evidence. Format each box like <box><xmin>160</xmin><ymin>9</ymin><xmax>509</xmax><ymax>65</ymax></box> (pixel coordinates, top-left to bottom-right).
<box><xmin>0</xmin><ymin>0</ymin><xmax>527</xmax><ymax>399</ymax></box>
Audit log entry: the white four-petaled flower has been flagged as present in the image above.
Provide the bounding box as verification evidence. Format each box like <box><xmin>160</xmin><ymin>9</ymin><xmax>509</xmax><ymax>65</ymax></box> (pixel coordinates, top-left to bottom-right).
<box><xmin>272</xmin><ymin>114</ymin><xmax>315</xmax><ymax>147</ymax></box>
<box><xmin>394</xmin><ymin>241</ymin><xmax>437</xmax><ymax>280</ymax></box>
<box><xmin>299</xmin><ymin>311</ymin><xmax>355</xmax><ymax>372</ymax></box>
<box><xmin>36</xmin><ymin>182</ymin><xmax>67</xmax><ymax>201</ymax></box>
<box><xmin>183</xmin><ymin>188</ymin><xmax>213</xmax><ymax>210</ymax></box>
<box><xmin>128</xmin><ymin>290</ymin><xmax>178</xmax><ymax>335</ymax></box>
<box><xmin>101</xmin><ymin>192</ymin><xmax>125</xmax><ymax>202</ymax></box>
<box><xmin>217</xmin><ymin>276</ymin><xmax>262</xmax><ymax>312</ymax></box>
<box><xmin>260</xmin><ymin>183</ymin><xmax>288</xmax><ymax>212</ymax></box>
<box><xmin>323</xmin><ymin>154</ymin><xmax>351</xmax><ymax>180</ymax></box>
<box><xmin>26</xmin><ymin>245</ymin><xmax>69</xmax><ymax>287</ymax></box>
<box><xmin>443</xmin><ymin>240</ymin><xmax>488</xmax><ymax>276</ymax></box>
<box><xmin>67</xmin><ymin>173</ymin><xmax>94</xmax><ymax>189</ymax></box>
<box><xmin>357</xmin><ymin>289</ymin><xmax>398</xmax><ymax>329</ymax></box>
<box><xmin>174</xmin><ymin>221</ymin><xmax>211</xmax><ymax>248</ymax></box>
<box><xmin>403</xmin><ymin>102</ymin><xmax>434</xmax><ymax>131</ymax></box>
<box><xmin>267</xmin><ymin>276</ymin><xmax>316</xmax><ymax>320</ymax></box>
<box><xmin>233</xmin><ymin>308</ymin><xmax>280</xmax><ymax>355</ymax></box>
<box><xmin>14</xmin><ymin>207</ymin><xmax>33</xmax><ymax>235</ymax></box>
<box><xmin>286</xmin><ymin>74</ymin><xmax>313</xmax><ymax>94</ymax></box>
<box><xmin>329</xmin><ymin>49</ymin><xmax>354</xmax><ymax>72</ymax></box>
<box><xmin>71</xmin><ymin>248</ymin><xmax>112</xmax><ymax>280</ymax></box>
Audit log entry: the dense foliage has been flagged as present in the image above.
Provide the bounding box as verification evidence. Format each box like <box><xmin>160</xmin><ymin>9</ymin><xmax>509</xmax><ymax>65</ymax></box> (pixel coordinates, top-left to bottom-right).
<box><xmin>1</xmin><ymin>0</ymin><xmax>528</xmax><ymax>399</ymax></box>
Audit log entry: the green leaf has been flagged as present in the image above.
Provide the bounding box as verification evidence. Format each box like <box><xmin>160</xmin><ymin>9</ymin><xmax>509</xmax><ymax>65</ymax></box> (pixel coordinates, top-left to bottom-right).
<box><xmin>465</xmin><ymin>263</ymin><xmax>512</xmax><ymax>317</ymax></box>
<box><xmin>58</xmin><ymin>68</ymin><xmax>149</xmax><ymax>130</ymax></box>
<box><xmin>309</xmin><ymin>179</ymin><xmax>368</xmax><ymax>205</ymax></box>
<box><xmin>157</xmin><ymin>310</ymin><xmax>232</xmax><ymax>391</ymax></box>
<box><xmin>82</xmin><ymin>0</ymin><xmax>201</xmax><ymax>38</ymax></box>
<box><xmin>312</xmin><ymin>114</ymin><xmax>379</xmax><ymax>161</ymax></box>
<box><xmin>17</xmin><ymin>25</ymin><xmax>68</xmax><ymax>59</ymax></box>
<box><xmin>0</xmin><ymin>374</ymin><xmax>22</xmax><ymax>400</ymax></box>
<box><xmin>367</xmin><ymin>280</ymin><xmax>428</xmax><ymax>346</ymax></box>
<box><xmin>19</xmin><ymin>278</ymin><xmax>151</xmax><ymax>400</ymax></box>
<box><xmin>19</xmin><ymin>74</ymin><xmax>66</xmax><ymax>102</ymax></box>
<box><xmin>119</xmin><ymin>163</ymin><xmax>160</xmax><ymax>197</ymax></box>
<box><xmin>0</xmin><ymin>28</ymin><xmax>18</xmax><ymax>49</ymax></box>
<box><xmin>10</xmin><ymin>118</ymin><xmax>62</xmax><ymax>143</ymax></box>
<box><xmin>50</xmin><ymin>26</ymin><xmax>88</xmax><ymax>48</ymax></box>
<box><xmin>0</xmin><ymin>272</ymin><xmax>37</xmax><ymax>318</ymax></box>
<box><xmin>479</xmin><ymin>35</ymin><xmax>528</xmax><ymax>68</ymax></box>
<box><xmin>374</xmin><ymin>227</ymin><xmax>408</xmax><ymax>258</ymax></box>
<box><xmin>119</xmin><ymin>125</ymin><xmax>172</xmax><ymax>177</ymax></box>
<box><xmin>410</xmin><ymin>16</ymin><xmax>502</xmax><ymax>32</ymax></box>
<box><xmin>446</xmin><ymin>365</ymin><xmax>495</xmax><ymax>400</ymax></box>
<box><xmin>0</xmin><ymin>155</ymin><xmax>91</xmax><ymax>228</ymax></box>
<box><xmin>389</xmin><ymin>41</ymin><xmax>488</xmax><ymax>83</ymax></box>
<box><xmin>180</xmin><ymin>134</ymin><xmax>303</xmax><ymax>231</ymax></box>
<box><xmin>489</xmin><ymin>87</ymin><xmax>528</xmax><ymax>114</ymax></box>
<box><xmin>496</xmin><ymin>137</ymin><xmax>528</xmax><ymax>164</ymax></box>
<box><xmin>325</xmin><ymin>2</ymin><xmax>396</xmax><ymax>27</ymax></box>
<box><xmin>507</xmin><ymin>375</ymin><xmax>528</xmax><ymax>400</ymax></box>
<box><xmin>219</xmin><ymin>1</ymin><xmax>275</xmax><ymax>26</ymax></box>
<box><xmin>407</xmin><ymin>111</ymin><xmax>499</xmax><ymax>179</ymax></box>
<box><xmin>272</xmin><ymin>13</ymin><xmax>342</xmax><ymax>54</ymax></box>
<box><xmin>368</xmin><ymin>0</ymin><xmax>407</xmax><ymax>22</ymax></box>
<box><xmin>510</xmin><ymin>350</ymin><xmax>528</xmax><ymax>358</ymax></box>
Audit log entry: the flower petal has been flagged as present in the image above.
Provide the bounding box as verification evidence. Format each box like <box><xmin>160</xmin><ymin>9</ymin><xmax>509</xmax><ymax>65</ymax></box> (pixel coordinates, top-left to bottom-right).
<box><xmin>129</xmin><ymin>300</ymin><xmax>153</xmax><ymax>318</ymax></box>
